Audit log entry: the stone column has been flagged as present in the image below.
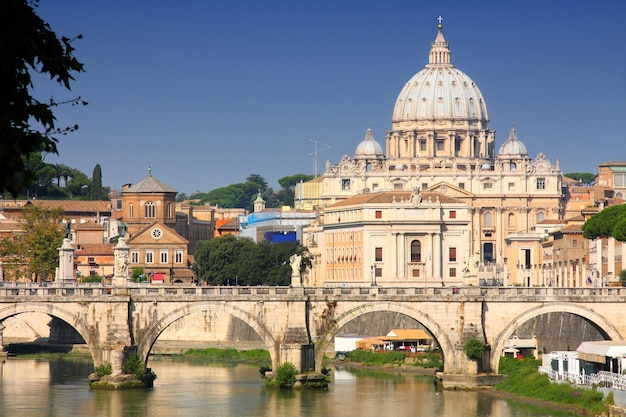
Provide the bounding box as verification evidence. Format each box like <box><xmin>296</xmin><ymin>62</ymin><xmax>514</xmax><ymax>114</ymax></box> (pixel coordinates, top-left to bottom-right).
<box><xmin>56</xmin><ymin>238</ymin><xmax>76</xmax><ymax>283</ymax></box>
<box><xmin>113</xmin><ymin>238</ymin><xmax>130</xmax><ymax>286</ymax></box>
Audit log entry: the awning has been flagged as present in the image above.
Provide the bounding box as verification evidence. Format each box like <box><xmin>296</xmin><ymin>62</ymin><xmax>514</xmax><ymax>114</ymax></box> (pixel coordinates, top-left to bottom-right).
<box><xmin>577</xmin><ymin>341</ymin><xmax>626</xmax><ymax>364</ymax></box>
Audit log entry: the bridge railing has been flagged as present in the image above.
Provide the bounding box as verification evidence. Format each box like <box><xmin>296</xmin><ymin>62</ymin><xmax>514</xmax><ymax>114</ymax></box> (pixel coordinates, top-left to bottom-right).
<box><xmin>2</xmin><ymin>282</ymin><xmax>626</xmax><ymax>299</ymax></box>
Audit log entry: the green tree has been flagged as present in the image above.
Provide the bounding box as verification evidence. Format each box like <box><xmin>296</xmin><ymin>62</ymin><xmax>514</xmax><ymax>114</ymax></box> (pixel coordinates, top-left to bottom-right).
<box><xmin>0</xmin><ymin>205</ymin><xmax>65</xmax><ymax>282</ymax></box>
<box><xmin>192</xmin><ymin>236</ymin><xmax>307</xmax><ymax>286</ymax></box>
<box><xmin>89</xmin><ymin>164</ymin><xmax>105</xmax><ymax>200</ymax></box>
<box><xmin>0</xmin><ymin>0</ymin><xmax>86</xmax><ymax>197</ymax></box>
<box><xmin>564</xmin><ymin>172</ymin><xmax>596</xmax><ymax>185</ymax></box>
<box><xmin>464</xmin><ymin>337</ymin><xmax>484</xmax><ymax>361</ymax></box>
<box><xmin>582</xmin><ymin>204</ymin><xmax>626</xmax><ymax>241</ymax></box>
<box><xmin>246</xmin><ymin>174</ymin><xmax>268</xmax><ymax>191</ymax></box>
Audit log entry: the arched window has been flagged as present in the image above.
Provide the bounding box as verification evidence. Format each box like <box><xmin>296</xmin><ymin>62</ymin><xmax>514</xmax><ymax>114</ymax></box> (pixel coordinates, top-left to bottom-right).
<box><xmin>145</xmin><ymin>201</ymin><xmax>156</xmax><ymax>218</ymax></box>
<box><xmin>537</xmin><ymin>211</ymin><xmax>545</xmax><ymax>223</ymax></box>
<box><xmin>484</xmin><ymin>211</ymin><xmax>493</xmax><ymax>226</ymax></box>
<box><xmin>128</xmin><ymin>203</ymin><xmax>134</xmax><ymax>218</ymax></box>
<box><xmin>510</xmin><ymin>162</ymin><xmax>517</xmax><ymax>171</ymax></box>
<box><xmin>410</xmin><ymin>240</ymin><xmax>422</xmax><ymax>263</ymax></box>
<box><xmin>508</xmin><ymin>213</ymin><xmax>516</xmax><ymax>227</ymax></box>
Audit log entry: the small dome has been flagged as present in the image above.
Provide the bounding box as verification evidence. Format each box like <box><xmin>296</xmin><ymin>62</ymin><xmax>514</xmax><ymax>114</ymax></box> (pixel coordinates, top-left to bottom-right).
<box><xmin>498</xmin><ymin>125</ymin><xmax>528</xmax><ymax>156</ymax></box>
<box><xmin>355</xmin><ymin>127</ymin><xmax>384</xmax><ymax>159</ymax></box>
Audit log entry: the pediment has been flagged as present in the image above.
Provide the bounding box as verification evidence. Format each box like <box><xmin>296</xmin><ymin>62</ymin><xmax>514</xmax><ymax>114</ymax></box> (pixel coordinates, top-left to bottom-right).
<box><xmin>128</xmin><ymin>221</ymin><xmax>188</xmax><ymax>245</ymax></box>
<box><xmin>426</xmin><ymin>181</ymin><xmax>475</xmax><ymax>198</ymax></box>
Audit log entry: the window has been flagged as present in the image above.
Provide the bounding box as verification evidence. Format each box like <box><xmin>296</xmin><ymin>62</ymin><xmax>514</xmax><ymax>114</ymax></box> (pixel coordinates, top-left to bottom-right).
<box><xmin>166</xmin><ymin>203</ymin><xmax>172</xmax><ymax>218</ymax></box>
<box><xmin>421</xmin><ymin>183</ymin><xmax>428</xmax><ymax>190</ymax></box>
<box><xmin>116</xmin><ymin>200</ymin><xmax>122</xmax><ymax>210</ymax></box>
<box><xmin>449</xmin><ymin>247</ymin><xmax>457</xmax><ymax>262</ymax></box>
<box><xmin>537</xmin><ymin>212</ymin><xmax>545</xmax><ymax>223</ymax></box>
<box><xmin>145</xmin><ymin>201</ymin><xmax>156</xmax><ymax>218</ymax></box>
<box><xmin>131</xmin><ymin>251</ymin><xmax>139</xmax><ymax>263</ymax></box>
<box><xmin>375</xmin><ymin>247</ymin><xmax>383</xmax><ymax>262</ymax></box>
<box><xmin>410</xmin><ymin>240</ymin><xmax>421</xmax><ymax>262</ymax></box>
<box><xmin>437</xmin><ymin>140</ymin><xmax>444</xmax><ymax>151</ymax></box>
<box><xmin>375</xmin><ymin>210</ymin><xmax>382</xmax><ymax>219</ymax></box>
<box><xmin>450</xmin><ymin>268</ymin><xmax>456</xmax><ymax>277</ymax></box>
<box><xmin>412</xmin><ymin>269</ymin><xmax>420</xmax><ymax>277</ymax></box>
<box><xmin>615</xmin><ymin>173</ymin><xmax>626</xmax><ymax>187</ymax></box>
<box><xmin>420</xmin><ymin>140</ymin><xmax>426</xmax><ymax>151</ymax></box>
<box><xmin>510</xmin><ymin>162</ymin><xmax>517</xmax><ymax>171</ymax></box>
<box><xmin>483</xmin><ymin>182</ymin><xmax>493</xmax><ymax>190</ymax></box>
<box><xmin>342</xmin><ymin>179</ymin><xmax>351</xmax><ymax>190</ymax></box>
<box><xmin>394</xmin><ymin>183</ymin><xmax>403</xmax><ymax>190</ymax></box>
<box><xmin>449</xmin><ymin>210</ymin><xmax>456</xmax><ymax>219</ymax></box>
<box><xmin>145</xmin><ymin>250</ymin><xmax>154</xmax><ymax>264</ymax></box>
<box><xmin>573</xmin><ymin>239</ymin><xmax>578</xmax><ymax>248</ymax></box>
<box><xmin>160</xmin><ymin>250</ymin><xmax>168</xmax><ymax>263</ymax></box>
<box><xmin>508</xmin><ymin>182</ymin><xmax>515</xmax><ymax>190</ymax></box>
<box><xmin>175</xmin><ymin>250</ymin><xmax>184</xmax><ymax>264</ymax></box>
<box><xmin>128</xmin><ymin>203</ymin><xmax>134</xmax><ymax>218</ymax></box>
<box><xmin>458</xmin><ymin>182</ymin><xmax>465</xmax><ymax>190</ymax></box>
<box><xmin>536</xmin><ymin>178</ymin><xmax>546</xmax><ymax>190</ymax></box>
<box><xmin>375</xmin><ymin>267</ymin><xmax>382</xmax><ymax>278</ymax></box>
<box><xmin>372</xmin><ymin>183</ymin><xmax>379</xmax><ymax>190</ymax></box>
<box><xmin>508</xmin><ymin>213</ymin><xmax>516</xmax><ymax>227</ymax></box>
<box><xmin>484</xmin><ymin>211</ymin><xmax>493</xmax><ymax>226</ymax></box>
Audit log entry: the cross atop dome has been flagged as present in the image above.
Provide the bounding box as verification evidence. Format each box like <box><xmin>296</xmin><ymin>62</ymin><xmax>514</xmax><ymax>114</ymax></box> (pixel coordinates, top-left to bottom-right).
<box><xmin>437</xmin><ymin>15</ymin><xmax>443</xmax><ymax>29</ymax></box>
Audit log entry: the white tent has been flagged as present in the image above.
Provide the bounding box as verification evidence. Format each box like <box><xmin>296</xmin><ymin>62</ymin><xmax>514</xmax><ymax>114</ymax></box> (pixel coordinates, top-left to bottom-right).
<box><xmin>577</xmin><ymin>341</ymin><xmax>626</xmax><ymax>364</ymax></box>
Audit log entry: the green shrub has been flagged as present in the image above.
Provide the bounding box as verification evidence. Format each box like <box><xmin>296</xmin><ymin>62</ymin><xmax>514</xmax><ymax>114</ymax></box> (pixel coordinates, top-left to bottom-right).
<box><xmin>347</xmin><ymin>349</ymin><xmax>407</xmax><ymax>365</ymax></box>
<box><xmin>80</xmin><ymin>274</ymin><xmax>103</xmax><ymax>283</ymax></box>
<box><xmin>122</xmin><ymin>352</ymin><xmax>145</xmax><ymax>378</ymax></box>
<box><xmin>464</xmin><ymin>338</ymin><xmax>484</xmax><ymax>361</ymax></box>
<box><xmin>619</xmin><ymin>269</ymin><xmax>626</xmax><ymax>282</ymax></box>
<box><xmin>94</xmin><ymin>361</ymin><xmax>112</xmax><ymax>377</ymax></box>
<box><xmin>274</xmin><ymin>362</ymin><xmax>297</xmax><ymax>387</ymax></box>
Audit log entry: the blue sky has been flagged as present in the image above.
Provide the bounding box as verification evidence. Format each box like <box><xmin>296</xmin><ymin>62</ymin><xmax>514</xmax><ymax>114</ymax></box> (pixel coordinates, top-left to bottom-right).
<box><xmin>36</xmin><ymin>1</ymin><xmax>626</xmax><ymax>195</ymax></box>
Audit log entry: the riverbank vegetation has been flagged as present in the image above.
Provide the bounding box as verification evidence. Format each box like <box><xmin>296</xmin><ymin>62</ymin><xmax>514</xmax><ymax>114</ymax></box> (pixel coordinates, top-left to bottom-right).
<box><xmin>496</xmin><ymin>357</ymin><xmax>609</xmax><ymax>415</ymax></box>
<box><xmin>171</xmin><ymin>348</ymin><xmax>271</xmax><ymax>365</ymax></box>
<box><xmin>342</xmin><ymin>349</ymin><xmax>442</xmax><ymax>369</ymax></box>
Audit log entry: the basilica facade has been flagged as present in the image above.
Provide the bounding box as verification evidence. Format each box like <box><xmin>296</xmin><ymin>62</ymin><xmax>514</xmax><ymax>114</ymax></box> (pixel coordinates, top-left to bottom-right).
<box><xmin>299</xmin><ymin>21</ymin><xmax>565</xmax><ymax>286</ymax></box>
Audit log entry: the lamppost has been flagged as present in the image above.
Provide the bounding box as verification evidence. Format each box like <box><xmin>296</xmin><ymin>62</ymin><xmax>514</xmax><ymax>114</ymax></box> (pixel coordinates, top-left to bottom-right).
<box><xmin>371</xmin><ymin>264</ymin><xmax>377</xmax><ymax>286</ymax></box>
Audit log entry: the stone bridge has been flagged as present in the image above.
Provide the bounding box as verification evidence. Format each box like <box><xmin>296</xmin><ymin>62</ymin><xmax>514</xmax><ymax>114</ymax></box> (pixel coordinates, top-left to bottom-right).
<box><xmin>1</xmin><ymin>284</ymin><xmax>626</xmax><ymax>381</ymax></box>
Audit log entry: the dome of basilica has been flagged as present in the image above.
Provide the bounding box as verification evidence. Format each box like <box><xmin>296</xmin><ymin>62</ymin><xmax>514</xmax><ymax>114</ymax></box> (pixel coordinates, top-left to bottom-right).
<box><xmin>355</xmin><ymin>126</ymin><xmax>384</xmax><ymax>159</ymax></box>
<box><xmin>392</xmin><ymin>23</ymin><xmax>489</xmax><ymax>124</ymax></box>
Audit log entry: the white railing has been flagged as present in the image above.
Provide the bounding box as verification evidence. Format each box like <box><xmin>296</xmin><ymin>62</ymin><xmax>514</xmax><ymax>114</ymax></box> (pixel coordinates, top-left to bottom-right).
<box><xmin>541</xmin><ymin>366</ymin><xmax>626</xmax><ymax>391</ymax></box>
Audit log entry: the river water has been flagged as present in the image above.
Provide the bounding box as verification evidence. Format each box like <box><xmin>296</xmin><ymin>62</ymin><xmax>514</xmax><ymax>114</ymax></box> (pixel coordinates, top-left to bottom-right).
<box><xmin>0</xmin><ymin>357</ymin><xmax>577</xmax><ymax>417</ymax></box>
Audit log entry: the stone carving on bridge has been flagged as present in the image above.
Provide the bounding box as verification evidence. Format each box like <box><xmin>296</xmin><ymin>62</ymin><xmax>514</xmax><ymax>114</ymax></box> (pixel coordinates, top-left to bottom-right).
<box><xmin>113</xmin><ymin>238</ymin><xmax>130</xmax><ymax>286</ymax></box>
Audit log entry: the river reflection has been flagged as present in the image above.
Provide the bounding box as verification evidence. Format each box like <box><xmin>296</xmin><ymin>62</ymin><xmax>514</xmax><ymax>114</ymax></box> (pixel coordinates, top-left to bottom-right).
<box><xmin>0</xmin><ymin>358</ymin><xmax>577</xmax><ymax>417</ymax></box>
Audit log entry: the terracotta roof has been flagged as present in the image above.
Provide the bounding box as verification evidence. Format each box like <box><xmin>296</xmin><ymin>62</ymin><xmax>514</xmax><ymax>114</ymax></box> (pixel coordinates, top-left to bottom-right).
<box><xmin>74</xmin><ymin>221</ymin><xmax>104</xmax><ymax>231</ymax></box>
<box><xmin>124</xmin><ymin>171</ymin><xmax>176</xmax><ymax>193</ymax></box>
<box><xmin>536</xmin><ymin>219</ymin><xmax>565</xmax><ymax>225</ymax></box>
<box><xmin>385</xmin><ymin>329</ymin><xmax>433</xmax><ymax>340</ymax></box>
<box><xmin>328</xmin><ymin>191</ymin><xmax>462</xmax><ymax>208</ymax></box>
<box><xmin>75</xmin><ymin>244</ymin><xmax>114</xmax><ymax>255</ymax></box>
<box><xmin>599</xmin><ymin>161</ymin><xmax>626</xmax><ymax>167</ymax></box>
<box><xmin>32</xmin><ymin>200</ymin><xmax>112</xmax><ymax>213</ymax></box>
<box><xmin>559</xmin><ymin>225</ymin><xmax>582</xmax><ymax>233</ymax></box>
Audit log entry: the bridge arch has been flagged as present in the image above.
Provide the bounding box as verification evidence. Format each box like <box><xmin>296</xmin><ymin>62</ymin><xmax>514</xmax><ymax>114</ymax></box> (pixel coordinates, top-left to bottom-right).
<box><xmin>0</xmin><ymin>302</ymin><xmax>99</xmax><ymax>364</ymax></box>
<box><xmin>314</xmin><ymin>301</ymin><xmax>456</xmax><ymax>372</ymax></box>
<box><xmin>136</xmin><ymin>301</ymin><xmax>278</xmax><ymax>369</ymax></box>
<box><xmin>490</xmin><ymin>302</ymin><xmax>622</xmax><ymax>372</ymax></box>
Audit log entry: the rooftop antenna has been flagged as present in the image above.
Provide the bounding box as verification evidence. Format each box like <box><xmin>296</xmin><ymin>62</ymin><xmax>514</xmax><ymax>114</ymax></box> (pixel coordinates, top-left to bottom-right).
<box><xmin>308</xmin><ymin>138</ymin><xmax>331</xmax><ymax>177</ymax></box>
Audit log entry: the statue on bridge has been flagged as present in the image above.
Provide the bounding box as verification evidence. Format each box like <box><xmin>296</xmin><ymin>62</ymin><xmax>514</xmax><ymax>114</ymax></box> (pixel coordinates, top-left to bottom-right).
<box><xmin>290</xmin><ymin>253</ymin><xmax>302</xmax><ymax>287</ymax></box>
